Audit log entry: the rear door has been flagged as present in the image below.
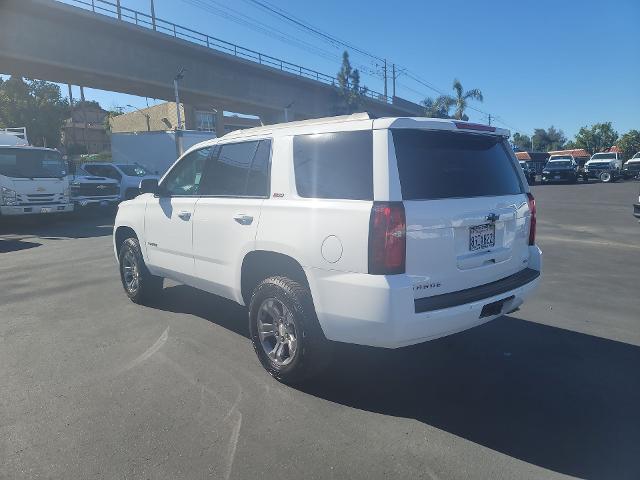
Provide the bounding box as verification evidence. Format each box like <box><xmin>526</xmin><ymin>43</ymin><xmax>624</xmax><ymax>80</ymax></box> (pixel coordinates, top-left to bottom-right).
<box><xmin>191</xmin><ymin>139</ymin><xmax>270</xmax><ymax>301</ymax></box>
<box><xmin>391</xmin><ymin>129</ymin><xmax>531</xmax><ymax>299</ymax></box>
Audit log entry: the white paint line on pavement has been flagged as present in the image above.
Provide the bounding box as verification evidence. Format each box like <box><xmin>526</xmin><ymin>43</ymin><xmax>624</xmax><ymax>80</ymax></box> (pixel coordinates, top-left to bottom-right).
<box><xmin>119</xmin><ymin>326</ymin><xmax>169</xmax><ymax>373</ymax></box>
<box><xmin>539</xmin><ymin>234</ymin><xmax>640</xmax><ymax>251</ymax></box>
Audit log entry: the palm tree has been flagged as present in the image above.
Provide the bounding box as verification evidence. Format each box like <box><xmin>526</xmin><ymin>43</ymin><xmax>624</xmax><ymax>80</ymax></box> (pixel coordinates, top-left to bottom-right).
<box><xmin>451</xmin><ymin>78</ymin><xmax>483</xmax><ymax>121</ymax></box>
<box><xmin>422</xmin><ymin>95</ymin><xmax>455</xmax><ymax>119</ymax></box>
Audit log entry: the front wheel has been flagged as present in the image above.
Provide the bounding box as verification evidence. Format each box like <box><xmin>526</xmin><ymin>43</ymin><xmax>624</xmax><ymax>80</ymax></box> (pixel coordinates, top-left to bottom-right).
<box><xmin>118</xmin><ymin>237</ymin><xmax>163</xmax><ymax>304</ymax></box>
<box><xmin>249</xmin><ymin>276</ymin><xmax>332</xmax><ymax>384</ymax></box>
<box><xmin>600</xmin><ymin>171</ymin><xmax>612</xmax><ymax>183</ymax></box>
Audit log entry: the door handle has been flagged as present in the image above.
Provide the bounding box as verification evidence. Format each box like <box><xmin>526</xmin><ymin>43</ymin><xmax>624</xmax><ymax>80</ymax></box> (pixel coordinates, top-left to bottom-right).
<box><xmin>233</xmin><ymin>214</ymin><xmax>253</xmax><ymax>225</ymax></box>
<box><xmin>177</xmin><ymin>211</ymin><xmax>191</xmax><ymax>221</ymax></box>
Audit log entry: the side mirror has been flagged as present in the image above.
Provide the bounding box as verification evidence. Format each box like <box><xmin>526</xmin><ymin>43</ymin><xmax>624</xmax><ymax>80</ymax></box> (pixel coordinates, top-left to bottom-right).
<box><xmin>139</xmin><ymin>178</ymin><xmax>159</xmax><ymax>195</ymax></box>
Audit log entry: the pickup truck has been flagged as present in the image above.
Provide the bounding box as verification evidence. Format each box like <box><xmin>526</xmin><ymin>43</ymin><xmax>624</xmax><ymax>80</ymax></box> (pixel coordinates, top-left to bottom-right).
<box><xmin>622</xmin><ymin>152</ymin><xmax>640</xmax><ymax>180</ymax></box>
<box><xmin>583</xmin><ymin>152</ymin><xmax>623</xmax><ymax>183</ymax></box>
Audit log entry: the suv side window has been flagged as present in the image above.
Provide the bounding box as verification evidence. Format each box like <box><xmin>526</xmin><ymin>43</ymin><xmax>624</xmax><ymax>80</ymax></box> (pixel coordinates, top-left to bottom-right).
<box><xmin>162</xmin><ymin>147</ymin><xmax>211</xmax><ymax>196</ymax></box>
<box><xmin>200</xmin><ymin>140</ymin><xmax>267</xmax><ymax>197</ymax></box>
<box><xmin>293</xmin><ymin>131</ymin><xmax>373</xmax><ymax>200</ymax></box>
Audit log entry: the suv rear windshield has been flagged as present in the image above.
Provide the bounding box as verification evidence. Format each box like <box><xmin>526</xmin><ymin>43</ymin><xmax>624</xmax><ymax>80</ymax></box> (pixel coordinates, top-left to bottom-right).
<box><xmin>392</xmin><ymin>130</ymin><xmax>524</xmax><ymax>200</ymax></box>
<box><xmin>293</xmin><ymin>130</ymin><xmax>373</xmax><ymax>200</ymax></box>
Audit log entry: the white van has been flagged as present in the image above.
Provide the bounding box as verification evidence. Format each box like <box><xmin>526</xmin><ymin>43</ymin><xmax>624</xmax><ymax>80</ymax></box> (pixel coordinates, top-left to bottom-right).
<box><xmin>113</xmin><ymin>113</ymin><xmax>541</xmax><ymax>383</ymax></box>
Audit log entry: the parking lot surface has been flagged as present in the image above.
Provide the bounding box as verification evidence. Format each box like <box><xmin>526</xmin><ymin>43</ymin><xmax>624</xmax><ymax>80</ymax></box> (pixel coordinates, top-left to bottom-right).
<box><xmin>1</xmin><ymin>182</ymin><xmax>639</xmax><ymax>480</ymax></box>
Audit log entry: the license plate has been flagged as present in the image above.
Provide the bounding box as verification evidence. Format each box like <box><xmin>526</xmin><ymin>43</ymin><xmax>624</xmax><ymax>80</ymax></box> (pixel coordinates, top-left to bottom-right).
<box><xmin>554</xmin><ymin>175</ymin><xmax>560</xmax><ymax>179</ymax></box>
<box><xmin>469</xmin><ymin>223</ymin><xmax>495</xmax><ymax>251</ymax></box>
<box><xmin>40</xmin><ymin>207</ymin><xmax>52</xmax><ymax>213</ymax></box>
<box><xmin>100</xmin><ymin>200</ymin><xmax>109</xmax><ymax>207</ymax></box>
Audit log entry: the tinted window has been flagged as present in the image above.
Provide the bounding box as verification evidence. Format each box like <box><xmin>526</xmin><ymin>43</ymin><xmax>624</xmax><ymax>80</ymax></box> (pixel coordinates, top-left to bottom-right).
<box><xmin>200</xmin><ymin>141</ymin><xmax>259</xmax><ymax>196</ymax></box>
<box><xmin>293</xmin><ymin>131</ymin><xmax>373</xmax><ymax>200</ymax></box>
<box><xmin>162</xmin><ymin>147</ymin><xmax>211</xmax><ymax>196</ymax></box>
<box><xmin>392</xmin><ymin>130</ymin><xmax>524</xmax><ymax>200</ymax></box>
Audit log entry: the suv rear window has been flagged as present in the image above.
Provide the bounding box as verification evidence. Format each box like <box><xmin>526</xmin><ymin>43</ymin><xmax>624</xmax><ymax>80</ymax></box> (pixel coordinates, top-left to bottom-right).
<box><xmin>293</xmin><ymin>131</ymin><xmax>373</xmax><ymax>200</ymax></box>
<box><xmin>392</xmin><ymin>130</ymin><xmax>524</xmax><ymax>200</ymax></box>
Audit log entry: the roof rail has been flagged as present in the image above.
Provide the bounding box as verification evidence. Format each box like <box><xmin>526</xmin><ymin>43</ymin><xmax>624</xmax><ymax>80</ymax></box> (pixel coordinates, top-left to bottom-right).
<box><xmin>222</xmin><ymin>112</ymin><xmax>373</xmax><ymax>139</ymax></box>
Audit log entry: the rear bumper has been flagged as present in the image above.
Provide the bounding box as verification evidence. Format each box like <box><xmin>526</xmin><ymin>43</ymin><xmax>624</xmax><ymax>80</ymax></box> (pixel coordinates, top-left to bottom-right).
<box><xmin>308</xmin><ymin>245</ymin><xmax>542</xmax><ymax>349</ymax></box>
<box><xmin>0</xmin><ymin>204</ymin><xmax>74</xmax><ymax>215</ymax></box>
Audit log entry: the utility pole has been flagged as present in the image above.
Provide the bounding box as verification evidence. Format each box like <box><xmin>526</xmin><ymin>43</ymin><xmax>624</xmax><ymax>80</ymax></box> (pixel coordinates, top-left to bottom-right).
<box><xmin>67</xmin><ymin>84</ymin><xmax>75</xmax><ymax>150</ymax></box>
<box><xmin>150</xmin><ymin>0</ymin><xmax>156</xmax><ymax>31</ymax></box>
<box><xmin>80</xmin><ymin>86</ymin><xmax>89</xmax><ymax>153</ymax></box>
<box><xmin>392</xmin><ymin>63</ymin><xmax>396</xmax><ymax>98</ymax></box>
<box><xmin>488</xmin><ymin>114</ymin><xmax>492</xmax><ymax>126</ymax></box>
<box><xmin>383</xmin><ymin>59</ymin><xmax>388</xmax><ymax>99</ymax></box>
<box><xmin>174</xmin><ymin>67</ymin><xmax>186</xmax><ymax>157</ymax></box>
<box><xmin>116</xmin><ymin>0</ymin><xmax>121</xmax><ymax>20</ymax></box>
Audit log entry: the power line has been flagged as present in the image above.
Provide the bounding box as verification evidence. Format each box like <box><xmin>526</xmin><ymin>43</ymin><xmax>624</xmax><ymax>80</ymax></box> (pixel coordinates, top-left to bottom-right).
<box><xmin>243</xmin><ymin>0</ymin><xmax>384</xmax><ymax>63</ymax></box>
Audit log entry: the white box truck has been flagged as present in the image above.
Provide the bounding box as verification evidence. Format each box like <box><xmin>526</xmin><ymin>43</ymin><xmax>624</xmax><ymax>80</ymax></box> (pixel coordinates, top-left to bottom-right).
<box><xmin>0</xmin><ymin>128</ymin><xmax>73</xmax><ymax>216</ymax></box>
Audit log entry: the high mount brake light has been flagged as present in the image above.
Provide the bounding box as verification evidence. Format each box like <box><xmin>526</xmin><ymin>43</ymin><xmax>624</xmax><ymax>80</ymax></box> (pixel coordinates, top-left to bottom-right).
<box><xmin>454</xmin><ymin>122</ymin><xmax>496</xmax><ymax>132</ymax></box>
<box><xmin>368</xmin><ymin>202</ymin><xmax>406</xmax><ymax>275</ymax></box>
<box><xmin>527</xmin><ymin>193</ymin><xmax>536</xmax><ymax>245</ymax></box>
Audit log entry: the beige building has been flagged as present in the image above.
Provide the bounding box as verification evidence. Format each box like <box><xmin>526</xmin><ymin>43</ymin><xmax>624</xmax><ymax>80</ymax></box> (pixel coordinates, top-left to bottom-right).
<box><xmin>110</xmin><ymin>102</ymin><xmax>260</xmax><ymax>136</ymax></box>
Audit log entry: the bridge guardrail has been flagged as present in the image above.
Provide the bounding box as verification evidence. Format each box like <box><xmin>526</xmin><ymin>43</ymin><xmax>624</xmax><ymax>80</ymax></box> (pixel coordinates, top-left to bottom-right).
<box><xmin>59</xmin><ymin>0</ymin><xmax>391</xmax><ymax>104</ymax></box>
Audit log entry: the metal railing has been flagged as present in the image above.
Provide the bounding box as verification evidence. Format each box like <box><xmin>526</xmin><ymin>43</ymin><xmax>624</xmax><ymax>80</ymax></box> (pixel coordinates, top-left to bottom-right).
<box><xmin>57</xmin><ymin>0</ymin><xmax>391</xmax><ymax>104</ymax></box>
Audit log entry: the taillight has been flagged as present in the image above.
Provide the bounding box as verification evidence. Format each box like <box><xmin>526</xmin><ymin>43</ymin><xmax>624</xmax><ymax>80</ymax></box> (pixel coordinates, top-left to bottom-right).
<box><xmin>527</xmin><ymin>193</ymin><xmax>536</xmax><ymax>245</ymax></box>
<box><xmin>368</xmin><ymin>202</ymin><xmax>406</xmax><ymax>275</ymax></box>
<box><xmin>454</xmin><ymin>121</ymin><xmax>496</xmax><ymax>132</ymax></box>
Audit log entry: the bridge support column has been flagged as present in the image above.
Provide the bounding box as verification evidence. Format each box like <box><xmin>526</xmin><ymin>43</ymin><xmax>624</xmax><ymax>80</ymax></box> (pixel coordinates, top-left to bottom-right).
<box><xmin>215</xmin><ymin>109</ymin><xmax>224</xmax><ymax>138</ymax></box>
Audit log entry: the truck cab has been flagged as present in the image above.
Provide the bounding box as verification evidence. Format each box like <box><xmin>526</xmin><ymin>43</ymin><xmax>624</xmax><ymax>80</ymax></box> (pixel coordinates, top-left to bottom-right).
<box><xmin>584</xmin><ymin>152</ymin><xmax>622</xmax><ymax>183</ymax></box>
<box><xmin>0</xmin><ymin>145</ymin><xmax>73</xmax><ymax>216</ymax></box>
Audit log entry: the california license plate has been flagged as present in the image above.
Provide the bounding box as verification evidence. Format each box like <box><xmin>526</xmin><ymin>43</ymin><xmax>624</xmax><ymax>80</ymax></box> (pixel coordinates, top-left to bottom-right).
<box><xmin>40</xmin><ymin>207</ymin><xmax>52</xmax><ymax>213</ymax></box>
<box><xmin>469</xmin><ymin>223</ymin><xmax>495</xmax><ymax>251</ymax></box>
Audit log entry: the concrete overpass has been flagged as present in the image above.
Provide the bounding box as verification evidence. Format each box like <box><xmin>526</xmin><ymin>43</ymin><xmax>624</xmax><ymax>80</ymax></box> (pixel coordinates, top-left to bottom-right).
<box><xmin>0</xmin><ymin>0</ymin><xmax>423</xmax><ymax>124</ymax></box>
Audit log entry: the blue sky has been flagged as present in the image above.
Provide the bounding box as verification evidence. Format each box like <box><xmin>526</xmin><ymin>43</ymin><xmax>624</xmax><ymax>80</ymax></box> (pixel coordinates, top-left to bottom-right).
<box><xmin>7</xmin><ymin>0</ymin><xmax>640</xmax><ymax>139</ymax></box>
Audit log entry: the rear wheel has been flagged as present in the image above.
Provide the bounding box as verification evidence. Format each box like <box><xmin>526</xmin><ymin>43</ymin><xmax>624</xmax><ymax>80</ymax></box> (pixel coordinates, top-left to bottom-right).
<box><xmin>118</xmin><ymin>237</ymin><xmax>163</xmax><ymax>304</ymax></box>
<box><xmin>249</xmin><ymin>276</ymin><xmax>332</xmax><ymax>384</ymax></box>
<box><xmin>600</xmin><ymin>171</ymin><xmax>612</xmax><ymax>183</ymax></box>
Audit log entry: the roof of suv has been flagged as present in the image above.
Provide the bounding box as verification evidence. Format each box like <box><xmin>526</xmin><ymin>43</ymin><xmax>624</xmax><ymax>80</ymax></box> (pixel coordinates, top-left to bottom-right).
<box><xmin>209</xmin><ymin>113</ymin><xmax>509</xmax><ymax>144</ymax></box>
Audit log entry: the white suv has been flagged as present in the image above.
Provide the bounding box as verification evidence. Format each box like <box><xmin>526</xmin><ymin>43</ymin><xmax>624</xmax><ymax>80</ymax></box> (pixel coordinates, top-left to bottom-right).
<box><xmin>113</xmin><ymin>113</ymin><xmax>542</xmax><ymax>383</ymax></box>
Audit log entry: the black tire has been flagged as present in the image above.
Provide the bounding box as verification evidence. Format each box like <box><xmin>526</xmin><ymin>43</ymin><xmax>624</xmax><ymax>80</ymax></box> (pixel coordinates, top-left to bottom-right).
<box><xmin>249</xmin><ymin>276</ymin><xmax>332</xmax><ymax>384</ymax></box>
<box><xmin>600</xmin><ymin>171</ymin><xmax>613</xmax><ymax>183</ymax></box>
<box><xmin>118</xmin><ymin>237</ymin><xmax>163</xmax><ymax>304</ymax></box>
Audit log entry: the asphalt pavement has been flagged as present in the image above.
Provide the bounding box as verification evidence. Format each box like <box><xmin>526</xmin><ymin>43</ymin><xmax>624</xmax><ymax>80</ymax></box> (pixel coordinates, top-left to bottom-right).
<box><xmin>1</xmin><ymin>182</ymin><xmax>639</xmax><ymax>480</ymax></box>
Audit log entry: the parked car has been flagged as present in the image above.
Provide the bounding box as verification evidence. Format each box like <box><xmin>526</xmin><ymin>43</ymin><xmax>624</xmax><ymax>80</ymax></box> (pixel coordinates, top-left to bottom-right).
<box><xmin>113</xmin><ymin>114</ymin><xmax>541</xmax><ymax>383</ymax></box>
<box><xmin>69</xmin><ymin>166</ymin><xmax>120</xmax><ymax>208</ymax></box>
<box><xmin>82</xmin><ymin>162</ymin><xmax>160</xmax><ymax>200</ymax></box>
<box><xmin>541</xmin><ymin>156</ymin><xmax>579</xmax><ymax>183</ymax></box>
<box><xmin>622</xmin><ymin>152</ymin><xmax>640</xmax><ymax>180</ymax></box>
<box><xmin>583</xmin><ymin>152</ymin><xmax>623</xmax><ymax>183</ymax></box>
<box><xmin>519</xmin><ymin>160</ymin><xmax>536</xmax><ymax>185</ymax></box>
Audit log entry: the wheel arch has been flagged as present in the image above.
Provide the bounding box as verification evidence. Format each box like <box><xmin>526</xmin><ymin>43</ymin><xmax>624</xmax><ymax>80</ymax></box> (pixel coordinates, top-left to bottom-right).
<box><xmin>240</xmin><ymin>250</ymin><xmax>310</xmax><ymax>306</ymax></box>
<box><xmin>114</xmin><ymin>225</ymin><xmax>139</xmax><ymax>257</ymax></box>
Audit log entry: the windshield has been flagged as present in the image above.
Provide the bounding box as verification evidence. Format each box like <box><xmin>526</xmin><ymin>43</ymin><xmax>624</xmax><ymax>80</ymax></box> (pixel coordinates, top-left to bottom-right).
<box><xmin>632</xmin><ymin>152</ymin><xmax>640</xmax><ymax>159</ymax></box>
<box><xmin>116</xmin><ymin>164</ymin><xmax>151</xmax><ymax>176</ymax></box>
<box><xmin>591</xmin><ymin>153</ymin><xmax>615</xmax><ymax>160</ymax></box>
<box><xmin>546</xmin><ymin>161</ymin><xmax>572</xmax><ymax>168</ymax></box>
<box><xmin>549</xmin><ymin>155</ymin><xmax>572</xmax><ymax>161</ymax></box>
<box><xmin>0</xmin><ymin>148</ymin><xmax>66</xmax><ymax>178</ymax></box>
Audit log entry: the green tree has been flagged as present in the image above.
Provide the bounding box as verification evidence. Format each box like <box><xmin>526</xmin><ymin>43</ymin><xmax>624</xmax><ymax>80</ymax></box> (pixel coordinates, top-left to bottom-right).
<box><xmin>335</xmin><ymin>51</ymin><xmax>367</xmax><ymax>114</ymax></box>
<box><xmin>531</xmin><ymin>126</ymin><xmax>566</xmax><ymax>151</ymax></box>
<box><xmin>422</xmin><ymin>95</ymin><xmax>454</xmax><ymax>118</ymax></box>
<box><xmin>451</xmin><ymin>79</ymin><xmax>483</xmax><ymax>121</ymax></box>
<box><xmin>512</xmin><ymin>132</ymin><xmax>532</xmax><ymax>151</ymax></box>
<box><xmin>0</xmin><ymin>76</ymin><xmax>69</xmax><ymax>147</ymax></box>
<box><xmin>613</xmin><ymin>130</ymin><xmax>640</xmax><ymax>160</ymax></box>
<box><xmin>572</xmin><ymin>122</ymin><xmax>618</xmax><ymax>155</ymax></box>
